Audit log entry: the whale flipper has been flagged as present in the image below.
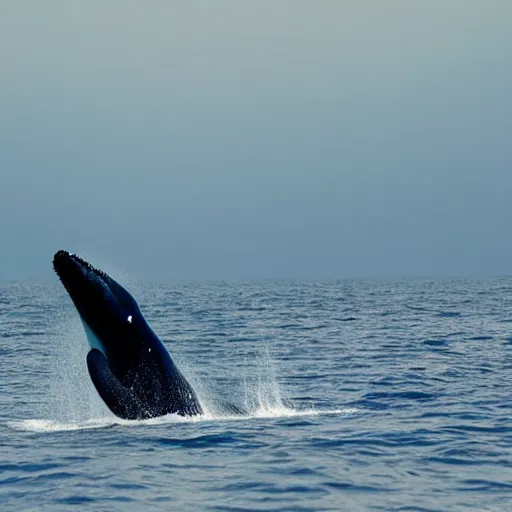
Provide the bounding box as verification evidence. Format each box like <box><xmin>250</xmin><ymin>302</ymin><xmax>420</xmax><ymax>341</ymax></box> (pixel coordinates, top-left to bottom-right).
<box><xmin>86</xmin><ymin>349</ymin><xmax>143</xmax><ymax>420</ymax></box>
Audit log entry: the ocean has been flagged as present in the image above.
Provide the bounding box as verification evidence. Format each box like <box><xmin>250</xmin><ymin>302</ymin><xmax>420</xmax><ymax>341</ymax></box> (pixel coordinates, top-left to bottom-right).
<box><xmin>0</xmin><ymin>278</ymin><xmax>511</xmax><ymax>511</ymax></box>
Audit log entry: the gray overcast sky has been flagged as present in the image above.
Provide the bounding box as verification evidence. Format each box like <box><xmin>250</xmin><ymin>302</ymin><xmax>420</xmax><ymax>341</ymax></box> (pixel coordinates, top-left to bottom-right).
<box><xmin>0</xmin><ymin>1</ymin><xmax>511</xmax><ymax>281</ymax></box>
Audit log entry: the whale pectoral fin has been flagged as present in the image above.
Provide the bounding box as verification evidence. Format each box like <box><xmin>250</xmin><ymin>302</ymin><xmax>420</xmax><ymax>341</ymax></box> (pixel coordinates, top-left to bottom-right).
<box><xmin>86</xmin><ymin>349</ymin><xmax>140</xmax><ymax>420</ymax></box>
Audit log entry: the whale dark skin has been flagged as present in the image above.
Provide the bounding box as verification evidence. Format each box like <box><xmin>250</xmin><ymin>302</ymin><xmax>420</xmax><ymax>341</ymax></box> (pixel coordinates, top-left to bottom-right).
<box><xmin>53</xmin><ymin>250</ymin><xmax>203</xmax><ymax>419</ymax></box>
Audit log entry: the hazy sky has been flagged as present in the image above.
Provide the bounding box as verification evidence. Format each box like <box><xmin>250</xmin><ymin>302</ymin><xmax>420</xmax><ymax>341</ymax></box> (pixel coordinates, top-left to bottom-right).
<box><xmin>1</xmin><ymin>1</ymin><xmax>511</xmax><ymax>280</ymax></box>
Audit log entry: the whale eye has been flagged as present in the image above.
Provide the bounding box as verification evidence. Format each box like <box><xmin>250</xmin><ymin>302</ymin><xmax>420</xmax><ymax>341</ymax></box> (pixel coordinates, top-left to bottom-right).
<box><xmin>127</xmin><ymin>315</ymin><xmax>132</xmax><ymax>323</ymax></box>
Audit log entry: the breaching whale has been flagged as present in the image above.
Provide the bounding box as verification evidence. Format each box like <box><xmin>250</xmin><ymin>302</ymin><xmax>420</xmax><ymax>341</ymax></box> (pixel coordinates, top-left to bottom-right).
<box><xmin>53</xmin><ymin>250</ymin><xmax>204</xmax><ymax>420</ymax></box>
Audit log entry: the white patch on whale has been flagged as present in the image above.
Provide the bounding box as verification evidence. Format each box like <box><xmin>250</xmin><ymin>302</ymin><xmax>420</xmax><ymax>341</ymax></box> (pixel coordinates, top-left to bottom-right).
<box><xmin>80</xmin><ymin>318</ymin><xmax>105</xmax><ymax>356</ymax></box>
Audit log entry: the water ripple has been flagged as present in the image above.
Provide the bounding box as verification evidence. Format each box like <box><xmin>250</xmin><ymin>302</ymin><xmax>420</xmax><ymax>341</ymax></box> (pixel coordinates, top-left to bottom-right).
<box><xmin>0</xmin><ymin>279</ymin><xmax>511</xmax><ymax>511</ymax></box>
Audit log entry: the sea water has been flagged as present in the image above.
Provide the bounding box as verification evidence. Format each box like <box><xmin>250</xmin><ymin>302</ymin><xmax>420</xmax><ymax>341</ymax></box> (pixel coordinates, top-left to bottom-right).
<box><xmin>0</xmin><ymin>279</ymin><xmax>511</xmax><ymax>511</ymax></box>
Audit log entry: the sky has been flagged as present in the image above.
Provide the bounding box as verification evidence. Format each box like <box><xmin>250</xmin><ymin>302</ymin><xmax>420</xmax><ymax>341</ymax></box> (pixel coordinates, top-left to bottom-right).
<box><xmin>0</xmin><ymin>1</ymin><xmax>511</xmax><ymax>281</ymax></box>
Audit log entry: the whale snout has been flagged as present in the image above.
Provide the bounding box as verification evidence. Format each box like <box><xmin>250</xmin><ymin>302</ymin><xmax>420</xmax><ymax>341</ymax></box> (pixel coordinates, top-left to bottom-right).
<box><xmin>53</xmin><ymin>250</ymin><xmax>72</xmax><ymax>273</ymax></box>
<box><xmin>53</xmin><ymin>250</ymin><xmax>79</xmax><ymax>284</ymax></box>
<box><xmin>53</xmin><ymin>250</ymin><xmax>84</xmax><ymax>275</ymax></box>
<box><xmin>53</xmin><ymin>250</ymin><xmax>104</xmax><ymax>279</ymax></box>
<box><xmin>53</xmin><ymin>250</ymin><xmax>110</xmax><ymax>301</ymax></box>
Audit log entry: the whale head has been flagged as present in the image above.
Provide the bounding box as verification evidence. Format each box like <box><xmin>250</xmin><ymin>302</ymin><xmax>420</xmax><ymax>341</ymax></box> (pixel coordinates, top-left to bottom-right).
<box><xmin>53</xmin><ymin>250</ymin><xmax>144</xmax><ymax>359</ymax></box>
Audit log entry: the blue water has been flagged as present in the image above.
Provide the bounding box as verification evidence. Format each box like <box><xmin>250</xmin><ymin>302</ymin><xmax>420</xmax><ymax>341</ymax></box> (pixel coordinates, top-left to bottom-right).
<box><xmin>1</xmin><ymin>278</ymin><xmax>511</xmax><ymax>511</ymax></box>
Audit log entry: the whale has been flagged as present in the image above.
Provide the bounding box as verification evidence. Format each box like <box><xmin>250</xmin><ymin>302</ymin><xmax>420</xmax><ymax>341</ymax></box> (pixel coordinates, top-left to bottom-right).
<box><xmin>53</xmin><ymin>250</ymin><xmax>206</xmax><ymax>419</ymax></box>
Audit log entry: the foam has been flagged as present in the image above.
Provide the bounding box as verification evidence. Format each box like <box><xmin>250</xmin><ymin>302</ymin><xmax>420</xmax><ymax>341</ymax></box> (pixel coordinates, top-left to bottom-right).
<box><xmin>7</xmin><ymin>407</ymin><xmax>359</xmax><ymax>433</ymax></box>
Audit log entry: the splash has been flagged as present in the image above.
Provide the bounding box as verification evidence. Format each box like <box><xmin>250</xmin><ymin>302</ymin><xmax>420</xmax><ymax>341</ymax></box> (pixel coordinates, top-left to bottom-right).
<box><xmin>183</xmin><ymin>344</ymin><xmax>291</xmax><ymax>418</ymax></box>
<box><xmin>241</xmin><ymin>345</ymin><xmax>287</xmax><ymax>415</ymax></box>
<box><xmin>44</xmin><ymin>310</ymin><xmax>109</xmax><ymax>422</ymax></box>
<box><xmin>13</xmin><ymin>309</ymin><xmax>357</xmax><ymax>433</ymax></box>
<box><xmin>8</xmin><ymin>408</ymin><xmax>358</xmax><ymax>433</ymax></box>
<box><xmin>177</xmin><ymin>344</ymin><xmax>358</xmax><ymax>421</ymax></box>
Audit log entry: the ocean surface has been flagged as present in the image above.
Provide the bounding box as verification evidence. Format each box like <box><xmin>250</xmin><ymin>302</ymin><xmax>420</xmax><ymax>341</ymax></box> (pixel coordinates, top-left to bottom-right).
<box><xmin>0</xmin><ymin>278</ymin><xmax>511</xmax><ymax>511</ymax></box>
